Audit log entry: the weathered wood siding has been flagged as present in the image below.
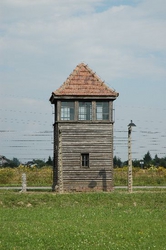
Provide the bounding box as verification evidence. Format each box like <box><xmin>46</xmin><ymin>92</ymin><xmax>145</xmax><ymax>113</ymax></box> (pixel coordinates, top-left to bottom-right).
<box><xmin>56</xmin><ymin>122</ymin><xmax>114</xmax><ymax>192</ymax></box>
<box><xmin>52</xmin><ymin>123</ymin><xmax>58</xmax><ymax>190</ymax></box>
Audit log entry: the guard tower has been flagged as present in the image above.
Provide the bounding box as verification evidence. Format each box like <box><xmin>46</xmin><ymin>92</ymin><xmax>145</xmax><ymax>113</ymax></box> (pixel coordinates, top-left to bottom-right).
<box><xmin>49</xmin><ymin>63</ymin><xmax>119</xmax><ymax>192</ymax></box>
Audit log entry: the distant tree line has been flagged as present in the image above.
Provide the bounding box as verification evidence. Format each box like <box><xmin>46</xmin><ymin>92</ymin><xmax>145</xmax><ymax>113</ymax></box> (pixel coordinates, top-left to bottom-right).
<box><xmin>114</xmin><ymin>151</ymin><xmax>166</xmax><ymax>168</ymax></box>
<box><xmin>0</xmin><ymin>156</ymin><xmax>53</xmax><ymax>168</ymax></box>
<box><xmin>1</xmin><ymin>151</ymin><xmax>166</xmax><ymax>168</ymax></box>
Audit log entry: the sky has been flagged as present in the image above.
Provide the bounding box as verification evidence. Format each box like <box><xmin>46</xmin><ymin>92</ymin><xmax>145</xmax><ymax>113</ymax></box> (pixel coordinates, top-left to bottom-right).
<box><xmin>0</xmin><ymin>0</ymin><xmax>166</xmax><ymax>163</ymax></box>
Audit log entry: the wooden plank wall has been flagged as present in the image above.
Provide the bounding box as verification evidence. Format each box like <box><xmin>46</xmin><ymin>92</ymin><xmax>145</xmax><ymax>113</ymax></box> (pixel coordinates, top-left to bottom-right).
<box><xmin>52</xmin><ymin>123</ymin><xmax>58</xmax><ymax>191</ymax></box>
<box><xmin>57</xmin><ymin>123</ymin><xmax>114</xmax><ymax>192</ymax></box>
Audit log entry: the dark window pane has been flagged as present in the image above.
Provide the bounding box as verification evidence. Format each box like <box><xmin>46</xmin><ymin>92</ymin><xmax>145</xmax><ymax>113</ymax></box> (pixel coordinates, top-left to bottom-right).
<box><xmin>103</xmin><ymin>114</ymin><xmax>109</xmax><ymax>120</ymax></box>
<box><xmin>70</xmin><ymin>108</ymin><xmax>74</xmax><ymax>120</ymax></box>
<box><xmin>81</xmin><ymin>153</ymin><xmax>89</xmax><ymax>167</ymax></box>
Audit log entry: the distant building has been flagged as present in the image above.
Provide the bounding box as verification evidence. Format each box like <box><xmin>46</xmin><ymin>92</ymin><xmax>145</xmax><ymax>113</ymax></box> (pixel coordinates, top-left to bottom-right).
<box><xmin>49</xmin><ymin>63</ymin><xmax>119</xmax><ymax>192</ymax></box>
<box><xmin>0</xmin><ymin>155</ymin><xmax>9</xmax><ymax>166</ymax></box>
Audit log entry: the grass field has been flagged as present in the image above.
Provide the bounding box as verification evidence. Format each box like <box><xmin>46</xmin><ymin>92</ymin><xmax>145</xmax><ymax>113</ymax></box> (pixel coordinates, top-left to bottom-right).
<box><xmin>0</xmin><ymin>166</ymin><xmax>166</xmax><ymax>187</ymax></box>
<box><xmin>0</xmin><ymin>190</ymin><xmax>166</xmax><ymax>250</ymax></box>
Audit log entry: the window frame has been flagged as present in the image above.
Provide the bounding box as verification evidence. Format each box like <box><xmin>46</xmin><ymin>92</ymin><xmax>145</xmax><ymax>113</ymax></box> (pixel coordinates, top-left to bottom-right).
<box><xmin>81</xmin><ymin>153</ymin><xmax>89</xmax><ymax>168</ymax></box>
<box><xmin>60</xmin><ymin>101</ymin><xmax>75</xmax><ymax>121</ymax></box>
<box><xmin>96</xmin><ymin>101</ymin><xmax>109</xmax><ymax>121</ymax></box>
<box><xmin>59</xmin><ymin>100</ymin><xmax>111</xmax><ymax>122</ymax></box>
<box><xmin>78</xmin><ymin>101</ymin><xmax>92</xmax><ymax>121</ymax></box>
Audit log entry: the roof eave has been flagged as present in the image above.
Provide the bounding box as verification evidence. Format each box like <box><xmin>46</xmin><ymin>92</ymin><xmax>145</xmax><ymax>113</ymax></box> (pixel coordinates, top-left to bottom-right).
<box><xmin>49</xmin><ymin>93</ymin><xmax>118</xmax><ymax>103</ymax></box>
<box><xmin>49</xmin><ymin>93</ymin><xmax>55</xmax><ymax>104</ymax></box>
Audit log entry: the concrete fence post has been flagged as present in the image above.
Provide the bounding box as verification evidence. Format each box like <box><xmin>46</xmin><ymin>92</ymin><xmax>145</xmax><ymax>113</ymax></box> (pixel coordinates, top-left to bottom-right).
<box><xmin>21</xmin><ymin>173</ymin><xmax>27</xmax><ymax>192</ymax></box>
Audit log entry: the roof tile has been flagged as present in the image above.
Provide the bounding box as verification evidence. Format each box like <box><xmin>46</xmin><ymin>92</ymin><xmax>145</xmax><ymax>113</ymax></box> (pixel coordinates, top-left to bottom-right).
<box><xmin>53</xmin><ymin>63</ymin><xmax>119</xmax><ymax>97</ymax></box>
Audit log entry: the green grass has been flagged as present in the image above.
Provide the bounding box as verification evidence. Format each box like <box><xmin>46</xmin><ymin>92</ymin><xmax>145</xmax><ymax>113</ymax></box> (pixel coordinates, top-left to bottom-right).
<box><xmin>0</xmin><ymin>190</ymin><xmax>166</xmax><ymax>250</ymax></box>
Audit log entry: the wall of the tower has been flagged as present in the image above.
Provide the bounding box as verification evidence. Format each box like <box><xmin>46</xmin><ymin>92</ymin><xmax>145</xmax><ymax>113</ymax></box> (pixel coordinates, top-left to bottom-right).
<box><xmin>54</xmin><ymin>122</ymin><xmax>114</xmax><ymax>192</ymax></box>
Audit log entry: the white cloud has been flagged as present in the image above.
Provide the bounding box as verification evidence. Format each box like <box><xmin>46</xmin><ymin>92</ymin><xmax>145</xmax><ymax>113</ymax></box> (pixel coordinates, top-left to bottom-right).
<box><xmin>1</xmin><ymin>0</ymin><xmax>165</xmax><ymax>77</ymax></box>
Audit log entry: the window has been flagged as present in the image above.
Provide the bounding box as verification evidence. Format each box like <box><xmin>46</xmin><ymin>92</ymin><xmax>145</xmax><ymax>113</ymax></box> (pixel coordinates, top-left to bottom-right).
<box><xmin>96</xmin><ymin>101</ymin><xmax>109</xmax><ymax>120</ymax></box>
<box><xmin>81</xmin><ymin>153</ymin><xmax>89</xmax><ymax>167</ymax></box>
<box><xmin>61</xmin><ymin>101</ymin><xmax>75</xmax><ymax>120</ymax></box>
<box><xmin>79</xmin><ymin>102</ymin><xmax>92</xmax><ymax>120</ymax></box>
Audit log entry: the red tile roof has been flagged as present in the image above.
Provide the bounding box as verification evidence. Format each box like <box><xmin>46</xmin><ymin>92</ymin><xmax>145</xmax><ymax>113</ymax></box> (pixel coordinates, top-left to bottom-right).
<box><xmin>52</xmin><ymin>63</ymin><xmax>119</xmax><ymax>97</ymax></box>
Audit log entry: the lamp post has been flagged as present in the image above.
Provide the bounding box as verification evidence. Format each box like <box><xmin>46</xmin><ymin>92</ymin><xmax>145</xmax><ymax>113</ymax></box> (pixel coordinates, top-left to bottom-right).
<box><xmin>128</xmin><ymin>120</ymin><xmax>136</xmax><ymax>193</ymax></box>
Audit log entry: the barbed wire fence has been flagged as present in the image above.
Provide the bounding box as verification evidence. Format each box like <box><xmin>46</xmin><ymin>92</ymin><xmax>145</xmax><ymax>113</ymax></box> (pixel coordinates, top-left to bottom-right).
<box><xmin>0</xmin><ymin>97</ymin><xmax>166</xmax><ymax>188</ymax></box>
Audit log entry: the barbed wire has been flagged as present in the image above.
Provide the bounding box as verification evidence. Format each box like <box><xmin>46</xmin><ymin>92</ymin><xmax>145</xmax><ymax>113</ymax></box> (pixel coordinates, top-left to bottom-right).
<box><xmin>0</xmin><ymin>103</ymin><xmax>165</xmax><ymax>162</ymax></box>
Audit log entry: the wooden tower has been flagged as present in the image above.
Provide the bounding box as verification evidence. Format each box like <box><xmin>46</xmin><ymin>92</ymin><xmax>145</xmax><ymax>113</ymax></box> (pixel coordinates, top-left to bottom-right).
<box><xmin>49</xmin><ymin>63</ymin><xmax>119</xmax><ymax>192</ymax></box>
